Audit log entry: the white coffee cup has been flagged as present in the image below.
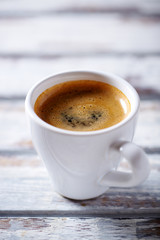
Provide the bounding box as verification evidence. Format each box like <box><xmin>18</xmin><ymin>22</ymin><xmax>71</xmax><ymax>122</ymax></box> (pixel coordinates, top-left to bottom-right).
<box><xmin>25</xmin><ymin>71</ymin><xmax>150</xmax><ymax>200</ymax></box>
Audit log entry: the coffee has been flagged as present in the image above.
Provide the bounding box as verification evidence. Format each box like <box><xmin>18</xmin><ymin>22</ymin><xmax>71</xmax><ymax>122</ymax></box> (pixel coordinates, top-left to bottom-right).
<box><xmin>34</xmin><ymin>80</ymin><xmax>131</xmax><ymax>131</ymax></box>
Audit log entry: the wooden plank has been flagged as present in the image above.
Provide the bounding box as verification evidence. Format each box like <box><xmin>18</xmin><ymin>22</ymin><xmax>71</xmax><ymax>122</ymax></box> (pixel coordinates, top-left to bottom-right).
<box><xmin>0</xmin><ymin>154</ymin><xmax>41</xmax><ymax>167</ymax></box>
<box><xmin>0</xmin><ymin>217</ymin><xmax>159</xmax><ymax>240</ymax></box>
<box><xmin>0</xmin><ymin>154</ymin><xmax>159</xmax><ymax>213</ymax></box>
<box><xmin>134</xmin><ymin>100</ymin><xmax>160</xmax><ymax>147</ymax></box>
<box><xmin>0</xmin><ymin>100</ymin><xmax>159</xmax><ymax>150</ymax></box>
<box><xmin>0</xmin><ymin>15</ymin><xmax>160</xmax><ymax>56</ymax></box>
<box><xmin>0</xmin><ymin>0</ymin><xmax>160</xmax><ymax>15</ymax></box>
<box><xmin>0</xmin><ymin>56</ymin><xmax>160</xmax><ymax>97</ymax></box>
<box><xmin>0</xmin><ymin>101</ymin><xmax>30</xmax><ymax>150</ymax></box>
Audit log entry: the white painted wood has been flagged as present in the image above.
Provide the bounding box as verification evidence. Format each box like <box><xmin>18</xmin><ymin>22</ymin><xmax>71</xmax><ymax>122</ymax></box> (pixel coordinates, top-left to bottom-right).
<box><xmin>0</xmin><ymin>0</ymin><xmax>160</xmax><ymax>14</ymax></box>
<box><xmin>0</xmin><ymin>56</ymin><xmax>160</xmax><ymax>96</ymax></box>
<box><xmin>0</xmin><ymin>1</ymin><xmax>159</xmax><ymax>235</ymax></box>
<box><xmin>0</xmin><ymin>154</ymin><xmax>41</xmax><ymax>167</ymax></box>
<box><xmin>0</xmin><ymin>217</ymin><xmax>159</xmax><ymax>240</ymax></box>
<box><xmin>0</xmin><ymin>154</ymin><xmax>159</xmax><ymax>211</ymax></box>
<box><xmin>0</xmin><ymin>100</ymin><xmax>159</xmax><ymax>150</ymax></box>
<box><xmin>134</xmin><ymin>100</ymin><xmax>160</xmax><ymax>147</ymax></box>
<box><xmin>0</xmin><ymin>15</ymin><xmax>159</xmax><ymax>56</ymax></box>
<box><xmin>0</xmin><ymin>101</ymin><xmax>30</xmax><ymax>150</ymax></box>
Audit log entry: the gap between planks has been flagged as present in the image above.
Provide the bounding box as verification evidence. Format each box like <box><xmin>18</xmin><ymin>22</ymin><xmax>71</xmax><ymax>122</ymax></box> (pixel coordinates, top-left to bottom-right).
<box><xmin>0</xmin><ymin>210</ymin><xmax>160</xmax><ymax>218</ymax></box>
<box><xmin>0</xmin><ymin>12</ymin><xmax>160</xmax><ymax>21</ymax></box>
<box><xmin>1</xmin><ymin>0</ymin><xmax>160</xmax><ymax>18</ymax></box>
<box><xmin>1</xmin><ymin>147</ymin><xmax>160</xmax><ymax>156</ymax></box>
<box><xmin>1</xmin><ymin>52</ymin><xmax>160</xmax><ymax>59</ymax></box>
<box><xmin>0</xmin><ymin>10</ymin><xmax>160</xmax><ymax>18</ymax></box>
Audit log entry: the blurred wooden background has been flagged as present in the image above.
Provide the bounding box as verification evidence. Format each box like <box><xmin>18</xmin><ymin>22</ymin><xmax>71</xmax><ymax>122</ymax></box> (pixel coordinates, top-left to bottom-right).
<box><xmin>0</xmin><ymin>0</ymin><xmax>160</xmax><ymax>239</ymax></box>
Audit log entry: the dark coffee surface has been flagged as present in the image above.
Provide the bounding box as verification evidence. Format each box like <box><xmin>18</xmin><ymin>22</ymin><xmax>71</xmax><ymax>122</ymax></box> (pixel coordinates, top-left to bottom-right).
<box><xmin>34</xmin><ymin>80</ymin><xmax>131</xmax><ymax>131</ymax></box>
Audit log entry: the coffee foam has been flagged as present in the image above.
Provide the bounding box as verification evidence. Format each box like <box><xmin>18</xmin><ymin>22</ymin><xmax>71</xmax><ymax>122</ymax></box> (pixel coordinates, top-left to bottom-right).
<box><xmin>34</xmin><ymin>80</ymin><xmax>131</xmax><ymax>131</ymax></box>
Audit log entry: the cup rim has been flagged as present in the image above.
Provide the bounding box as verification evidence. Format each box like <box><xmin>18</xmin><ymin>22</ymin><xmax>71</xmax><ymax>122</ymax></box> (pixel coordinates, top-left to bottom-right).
<box><xmin>25</xmin><ymin>70</ymin><xmax>140</xmax><ymax>136</ymax></box>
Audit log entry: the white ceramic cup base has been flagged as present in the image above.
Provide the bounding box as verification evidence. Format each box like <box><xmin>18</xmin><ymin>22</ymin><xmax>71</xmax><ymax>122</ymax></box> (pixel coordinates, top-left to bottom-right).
<box><xmin>25</xmin><ymin>71</ymin><xmax>150</xmax><ymax>200</ymax></box>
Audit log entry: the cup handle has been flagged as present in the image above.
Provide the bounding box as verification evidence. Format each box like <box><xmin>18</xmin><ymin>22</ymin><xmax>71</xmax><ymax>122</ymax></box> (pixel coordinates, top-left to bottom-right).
<box><xmin>99</xmin><ymin>142</ymin><xmax>150</xmax><ymax>188</ymax></box>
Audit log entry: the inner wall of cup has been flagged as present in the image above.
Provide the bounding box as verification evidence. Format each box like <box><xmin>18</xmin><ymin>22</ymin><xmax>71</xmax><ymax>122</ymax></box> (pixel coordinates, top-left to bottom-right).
<box><xmin>30</xmin><ymin>71</ymin><xmax>139</xmax><ymax>115</ymax></box>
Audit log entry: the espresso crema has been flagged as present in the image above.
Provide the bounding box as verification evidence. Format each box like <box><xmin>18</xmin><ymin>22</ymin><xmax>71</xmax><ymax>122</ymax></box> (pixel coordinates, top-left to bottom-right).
<box><xmin>34</xmin><ymin>80</ymin><xmax>131</xmax><ymax>131</ymax></box>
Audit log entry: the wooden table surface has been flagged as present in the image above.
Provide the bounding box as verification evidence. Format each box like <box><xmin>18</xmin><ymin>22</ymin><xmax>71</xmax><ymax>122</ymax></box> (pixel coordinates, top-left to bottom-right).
<box><xmin>0</xmin><ymin>0</ymin><xmax>160</xmax><ymax>239</ymax></box>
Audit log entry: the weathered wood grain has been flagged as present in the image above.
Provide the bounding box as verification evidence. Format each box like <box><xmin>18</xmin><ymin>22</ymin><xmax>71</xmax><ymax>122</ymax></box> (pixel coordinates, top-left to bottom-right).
<box><xmin>0</xmin><ymin>154</ymin><xmax>41</xmax><ymax>167</ymax></box>
<box><xmin>0</xmin><ymin>217</ymin><xmax>159</xmax><ymax>240</ymax></box>
<box><xmin>0</xmin><ymin>1</ymin><xmax>159</xmax><ymax>238</ymax></box>
<box><xmin>134</xmin><ymin>100</ymin><xmax>160</xmax><ymax>147</ymax></box>
<box><xmin>0</xmin><ymin>0</ymin><xmax>160</xmax><ymax>15</ymax></box>
<box><xmin>0</xmin><ymin>56</ymin><xmax>160</xmax><ymax>96</ymax></box>
<box><xmin>0</xmin><ymin>15</ymin><xmax>160</xmax><ymax>57</ymax></box>
<box><xmin>0</xmin><ymin>100</ymin><xmax>159</xmax><ymax>150</ymax></box>
<box><xmin>0</xmin><ymin>154</ymin><xmax>159</xmax><ymax>213</ymax></box>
